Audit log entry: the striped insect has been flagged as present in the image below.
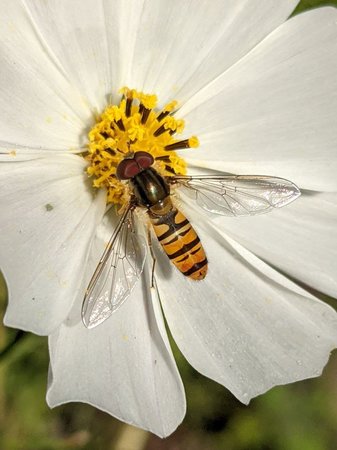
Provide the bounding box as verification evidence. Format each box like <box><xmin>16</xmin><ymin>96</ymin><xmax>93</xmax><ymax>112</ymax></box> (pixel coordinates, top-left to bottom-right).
<box><xmin>82</xmin><ymin>151</ymin><xmax>300</xmax><ymax>328</ymax></box>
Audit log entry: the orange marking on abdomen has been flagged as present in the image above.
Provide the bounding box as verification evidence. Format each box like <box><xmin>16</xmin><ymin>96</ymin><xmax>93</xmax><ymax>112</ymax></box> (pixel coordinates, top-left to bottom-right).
<box><xmin>151</xmin><ymin>208</ymin><xmax>207</xmax><ymax>280</ymax></box>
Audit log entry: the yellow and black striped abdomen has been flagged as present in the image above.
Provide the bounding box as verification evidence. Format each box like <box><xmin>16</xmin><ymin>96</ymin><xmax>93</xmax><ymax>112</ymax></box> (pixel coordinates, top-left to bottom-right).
<box><xmin>151</xmin><ymin>207</ymin><xmax>207</xmax><ymax>280</ymax></box>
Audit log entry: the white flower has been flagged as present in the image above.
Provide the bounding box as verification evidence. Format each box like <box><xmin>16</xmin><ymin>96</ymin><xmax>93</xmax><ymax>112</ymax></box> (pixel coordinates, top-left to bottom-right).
<box><xmin>1</xmin><ymin>0</ymin><xmax>337</xmax><ymax>438</ymax></box>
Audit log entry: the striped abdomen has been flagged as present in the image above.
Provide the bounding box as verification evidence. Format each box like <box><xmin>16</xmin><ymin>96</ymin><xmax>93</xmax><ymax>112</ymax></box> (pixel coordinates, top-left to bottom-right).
<box><xmin>150</xmin><ymin>203</ymin><xmax>207</xmax><ymax>280</ymax></box>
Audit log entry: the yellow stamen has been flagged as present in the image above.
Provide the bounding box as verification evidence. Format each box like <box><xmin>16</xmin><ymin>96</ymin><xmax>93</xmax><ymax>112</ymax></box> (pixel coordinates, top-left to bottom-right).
<box><xmin>139</xmin><ymin>93</ymin><xmax>157</xmax><ymax>110</ymax></box>
<box><xmin>164</xmin><ymin>136</ymin><xmax>199</xmax><ymax>151</ymax></box>
<box><xmin>86</xmin><ymin>88</ymin><xmax>199</xmax><ymax>205</ymax></box>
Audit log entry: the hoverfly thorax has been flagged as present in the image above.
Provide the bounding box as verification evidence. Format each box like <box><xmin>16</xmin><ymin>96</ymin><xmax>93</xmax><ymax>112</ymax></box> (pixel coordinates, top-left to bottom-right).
<box><xmin>131</xmin><ymin>167</ymin><xmax>170</xmax><ymax>209</ymax></box>
<box><xmin>116</xmin><ymin>150</ymin><xmax>171</xmax><ymax>208</ymax></box>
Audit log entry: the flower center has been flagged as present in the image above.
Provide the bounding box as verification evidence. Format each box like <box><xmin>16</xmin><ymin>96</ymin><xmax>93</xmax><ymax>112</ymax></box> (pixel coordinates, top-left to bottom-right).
<box><xmin>86</xmin><ymin>87</ymin><xmax>199</xmax><ymax>205</ymax></box>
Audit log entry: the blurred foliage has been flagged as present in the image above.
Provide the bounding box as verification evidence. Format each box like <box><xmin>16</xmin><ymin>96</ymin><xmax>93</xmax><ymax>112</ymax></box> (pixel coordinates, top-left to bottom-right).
<box><xmin>1</xmin><ymin>1</ymin><xmax>337</xmax><ymax>449</ymax></box>
<box><xmin>293</xmin><ymin>0</ymin><xmax>337</xmax><ymax>14</ymax></box>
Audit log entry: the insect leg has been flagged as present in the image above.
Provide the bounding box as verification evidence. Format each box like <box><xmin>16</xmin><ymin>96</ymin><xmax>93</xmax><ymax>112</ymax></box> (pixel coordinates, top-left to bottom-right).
<box><xmin>147</xmin><ymin>224</ymin><xmax>156</xmax><ymax>288</ymax></box>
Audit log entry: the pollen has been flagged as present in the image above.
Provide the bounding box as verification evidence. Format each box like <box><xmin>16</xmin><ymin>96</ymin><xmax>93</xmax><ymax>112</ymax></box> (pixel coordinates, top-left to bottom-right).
<box><xmin>86</xmin><ymin>87</ymin><xmax>199</xmax><ymax>205</ymax></box>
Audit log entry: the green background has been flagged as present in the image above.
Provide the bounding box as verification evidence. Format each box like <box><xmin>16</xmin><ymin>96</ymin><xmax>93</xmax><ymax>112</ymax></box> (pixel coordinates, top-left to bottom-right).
<box><xmin>1</xmin><ymin>1</ymin><xmax>337</xmax><ymax>449</ymax></box>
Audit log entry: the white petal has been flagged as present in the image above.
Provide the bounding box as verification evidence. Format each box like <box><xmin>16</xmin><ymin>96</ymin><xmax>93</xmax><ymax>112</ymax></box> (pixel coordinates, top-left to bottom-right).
<box><xmin>212</xmin><ymin>191</ymin><xmax>337</xmax><ymax>299</ymax></box>
<box><xmin>154</xmin><ymin>205</ymin><xmax>337</xmax><ymax>403</ymax></box>
<box><xmin>22</xmin><ymin>0</ymin><xmax>115</xmax><ymax>111</ymax></box>
<box><xmin>47</xmin><ymin>218</ymin><xmax>185</xmax><ymax>438</ymax></box>
<box><xmin>180</xmin><ymin>8</ymin><xmax>337</xmax><ymax>191</ymax></box>
<box><xmin>124</xmin><ymin>0</ymin><xmax>298</xmax><ymax>105</ymax></box>
<box><xmin>17</xmin><ymin>0</ymin><xmax>298</xmax><ymax>109</ymax></box>
<box><xmin>0</xmin><ymin>153</ymin><xmax>105</xmax><ymax>334</ymax></box>
<box><xmin>0</xmin><ymin>2</ymin><xmax>92</xmax><ymax>150</ymax></box>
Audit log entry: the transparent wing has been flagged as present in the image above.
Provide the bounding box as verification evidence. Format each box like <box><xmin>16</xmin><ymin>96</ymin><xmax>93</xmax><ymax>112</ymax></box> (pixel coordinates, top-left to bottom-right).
<box><xmin>82</xmin><ymin>205</ymin><xmax>147</xmax><ymax>328</ymax></box>
<box><xmin>172</xmin><ymin>175</ymin><xmax>300</xmax><ymax>216</ymax></box>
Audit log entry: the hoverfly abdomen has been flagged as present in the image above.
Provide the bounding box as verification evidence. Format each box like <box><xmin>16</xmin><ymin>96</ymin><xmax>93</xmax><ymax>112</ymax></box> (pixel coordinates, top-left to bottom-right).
<box><xmin>150</xmin><ymin>200</ymin><xmax>208</xmax><ymax>280</ymax></box>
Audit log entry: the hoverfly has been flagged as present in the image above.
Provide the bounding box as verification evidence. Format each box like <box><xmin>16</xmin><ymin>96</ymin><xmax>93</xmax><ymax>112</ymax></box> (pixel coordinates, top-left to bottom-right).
<box><xmin>82</xmin><ymin>151</ymin><xmax>300</xmax><ymax>328</ymax></box>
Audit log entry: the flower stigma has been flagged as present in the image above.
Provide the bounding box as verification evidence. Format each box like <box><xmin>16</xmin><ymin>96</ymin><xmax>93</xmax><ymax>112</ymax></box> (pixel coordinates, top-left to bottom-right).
<box><xmin>86</xmin><ymin>87</ymin><xmax>199</xmax><ymax>205</ymax></box>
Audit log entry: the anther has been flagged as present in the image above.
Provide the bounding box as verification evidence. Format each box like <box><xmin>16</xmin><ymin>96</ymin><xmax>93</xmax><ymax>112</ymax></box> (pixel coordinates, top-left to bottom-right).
<box><xmin>153</xmin><ymin>123</ymin><xmax>168</xmax><ymax>137</ymax></box>
<box><xmin>165</xmin><ymin>165</ymin><xmax>176</xmax><ymax>174</ymax></box>
<box><xmin>157</xmin><ymin>100</ymin><xmax>178</xmax><ymax>122</ymax></box>
<box><xmin>165</xmin><ymin>137</ymin><xmax>199</xmax><ymax>151</ymax></box>
<box><xmin>115</xmin><ymin>118</ymin><xmax>125</xmax><ymax>131</ymax></box>
<box><xmin>155</xmin><ymin>155</ymin><xmax>171</xmax><ymax>161</ymax></box>
<box><xmin>156</xmin><ymin>110</ymin><xmax>170</xmax><ymax>122</ymax></box>
<box><xmin>105</xmin><ymin>148</ymin><xmax>116</xmax><ymax>156</ymax></box>
<box><xmin>141</xmin><ymin>107</ymin><xmax>151</xmax><ymax>125</ymax></box>
<box><xmin>165</xmin><ymin>139</ymin><xmax>190</xmax><ymax>150</ymax></box>
<box><xmin>124</xmin><ymin>97</ymin><xmax>132</xmax><ymax>117</ymax></box>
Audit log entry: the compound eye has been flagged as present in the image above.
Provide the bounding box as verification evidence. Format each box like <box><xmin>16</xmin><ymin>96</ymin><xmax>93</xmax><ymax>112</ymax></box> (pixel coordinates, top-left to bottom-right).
<box><xmin>134</xmin><ymin>151</ymin><xmax>154</xmax><ymax>169</ymax></box>
<box><xmin>116</xmin><ymin>159</ymin><xmax>140</xmax><ymax>180</ymax></box>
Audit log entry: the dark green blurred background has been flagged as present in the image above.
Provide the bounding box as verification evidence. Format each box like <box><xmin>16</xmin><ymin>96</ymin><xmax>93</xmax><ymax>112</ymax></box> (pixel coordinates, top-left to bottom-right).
<box><xmin>1</xmin><ymin>1</ymin><xmax>337</xmax><ymax>448</ymax></box>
